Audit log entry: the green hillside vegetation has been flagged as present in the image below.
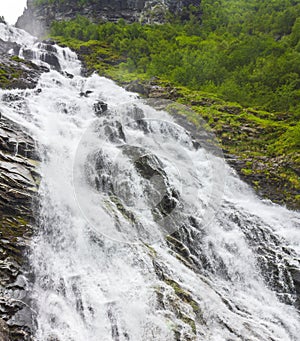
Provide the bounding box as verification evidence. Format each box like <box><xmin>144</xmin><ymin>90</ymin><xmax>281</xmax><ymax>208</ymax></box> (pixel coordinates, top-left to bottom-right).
<box><xmin>49</xmin><ymin>0</ymin><xmax>300</xmax><ymax>209</ymax></box>
<box><xmin>50</xmin><ymin>1</ymin><xmax>300</xmax><ymax>113</ymax></box>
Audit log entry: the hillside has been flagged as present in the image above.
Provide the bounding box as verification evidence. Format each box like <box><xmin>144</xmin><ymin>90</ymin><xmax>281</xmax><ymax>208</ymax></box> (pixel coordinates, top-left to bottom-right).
<box><xmin>44</xmin><ymin>0</ymin><xmax>300</xmax><ymax>210</ymax></box>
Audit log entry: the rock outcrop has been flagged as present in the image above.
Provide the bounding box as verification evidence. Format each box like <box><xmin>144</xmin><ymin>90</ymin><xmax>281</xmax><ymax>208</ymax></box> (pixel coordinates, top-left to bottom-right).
<box><xmin>0</xmin><ymin>52</ymin><xmax>41</xmax><ymax>340</ymax></box>
<box><xmin>0</xmin><ymin>112</ymin><xmax>40</xmax><ymax>340</ymax></box>
<box><xmin>0</xmin><ymin>53</ymin><xmax>48</xmax><ymax>90</ymax></box>
<box><xmin>16</xmin><ymin>0</ymin><xmax>200</xmax><ymax>37</ymax></box>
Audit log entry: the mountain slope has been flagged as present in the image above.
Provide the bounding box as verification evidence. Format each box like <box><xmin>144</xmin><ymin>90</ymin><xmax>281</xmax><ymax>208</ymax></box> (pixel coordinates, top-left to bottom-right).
<box><xmin>16</xmin><ymin>0</ymin><xmax>201</xmax><ymax>37</ymax></box>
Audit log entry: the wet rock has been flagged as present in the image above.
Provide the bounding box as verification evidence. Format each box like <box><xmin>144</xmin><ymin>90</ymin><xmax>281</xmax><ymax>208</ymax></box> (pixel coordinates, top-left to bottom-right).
<box><xmin>153</xmin><ymin>187</ymin><xmax>179</xmax><ymax>219</ymax></box>
<box><xmin>130</xmin><ymin>105</ymin><xmax>145</xmax><ymax>121</ymax></box>
<box><xmin>225</xmin><ymin>209</ymin><xmax>300</xmax><ymax>308</ymax></box>
<box><xmin>126</xmin><ymin>106</ymin><xmax>150</xmax><ymax>133</ymax></box>
<box><xmin>134</xmin><ymin>154</ymin><xmax>165</xmax><ymax>180</ymax></box>
<box><xmin>64</xmin><ymin>71</ymin><xmax>74</xmax><ymax>79</ymax></box>
<box><xmin>42</xmin><ymin>38</ymin><xmax>55</xmax><ymax>45</ymax></box>
<box><xmin>0</xmin><ymin>114</ymin><xmax>39</xmax><ymax>338</ymax></box>
<box><xmin>80</xmin><ymin>90</ymin><xmax>93</xmax><ymax>97</ymax></box>
<box><xmin>104</xmin><ymin>121</ymin><xmax>126</xmax><ymax>143</ymax></box>
<box><xmin>0</xmin><ymin>39</ymin><xmax>20</xmax><ymax>55</ymax></box>
<box><xmin>93</xmin><ymin>100</ymin><xmax>108</xmax><ymax>116</ymax></box>
<box><xmin>0</xmin><ymin>319</ymin><xmax>10</xmax><ymax>341</ymax></box>
<box><xmin>40</xmin><ymin>52</ymin><xmax>61</xmax><ymax>72</ymax></box>
<box><xmin>22</xmin><ymin>44</ymin><xmax>61</xmax><ymax>71</ymax></box>
<box><xmin>146</xmin><ymin>98</ymin><xmax>220</xmax><ymax>155</ymax></box>
<box><xmin>21</xmin><ymin>49</ymin><xmax>34</xmax><ymax>60</ymax></box>
<box><xmin>122</xmin><ymin>145</ymin><xmax>180</xmax><ymax>218</ymax></box>
<box><xmin>1</xmin><ymin>94</ymin><xmax>23</xmax><ymax>102</ymax></box>
<box><xmin>40</xmin><ymin>43</ymin><xmax>57</xmax><ymax>54</ymax></box>
<box><xmin>289</xmin><ymin>267</ymin><xmax>300</xmax><ymax>307</ymax></box>
<box><xmin>0</xmin><ymin>53</ymin><xmax>48</xmax><ymax>90</ymax></box>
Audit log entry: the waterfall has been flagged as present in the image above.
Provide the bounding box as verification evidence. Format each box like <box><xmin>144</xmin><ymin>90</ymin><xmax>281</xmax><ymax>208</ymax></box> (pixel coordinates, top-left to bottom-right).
<box><xmin>0</xmin><ymin>23</ymin><xmax>300</xmax><ymax>341</ymax></box>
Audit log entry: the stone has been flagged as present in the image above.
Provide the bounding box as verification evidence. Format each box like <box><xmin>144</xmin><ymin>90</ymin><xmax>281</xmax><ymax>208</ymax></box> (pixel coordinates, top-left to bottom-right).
<box><xmin>93</xmin><ymin>101</ymin><xmax>108</xmax><ymax>116</ymax></box>
<box><xmin>0</xmin><ymin>53</ymin><xmax>49</xmax><ymax>90</ymax></box>
<box><xmin>40</xmin><ymin>52</ymin><xmax>61</xmax><ymax>72</ymax></box>
<box><xmin>0</xmin><ymin>114</ymin><xmax>39</xmax><ymax>338</ymax></box>
<box><xmin>125</xmin><ymin>80</ymin><xmax>149</xmax><ymax>96</ymax></box>
<box><xmin>0</xmin><ymin>319</ymin><xmax>10</xmax><ymax>341</ymax></box>
<box><xmin>80</xmin><ymin>90</ymin><xmax>93</xmax><ymax>97</ymax></box>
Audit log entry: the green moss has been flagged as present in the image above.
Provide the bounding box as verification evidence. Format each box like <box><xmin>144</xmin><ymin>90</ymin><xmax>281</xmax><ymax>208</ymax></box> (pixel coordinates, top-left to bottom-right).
<box><xmin>10</xmin><ymin>56</ymin><xmax>23</xmax><ymax>63</ymax></box>
<box><xmin>0</xmin><ymin>216</ymin><xmax>31</xmax><ymax>240</ymax></box>
<box><xmin>165</xmin><ymin>278</ymin><xmax>201</xmax><ymax>316</ymax></box>
<box><xmin>109</xmin><ymin>195</ymin><xmax>136</xmax><ymax>223</ymax></box>
<box><xmin>0</xmin><ymin>58</ymin><xmax>25</xmax><ymax>89</ymax></box>
<box><xmin>241</xmin><ymin>168</ymin><xmax>253</xmax><ymax>176</ymax></box>
<box><xmin>178</xmin><ymin>312</ymin><xmax>197</xmax><ymax>334</ymax></box>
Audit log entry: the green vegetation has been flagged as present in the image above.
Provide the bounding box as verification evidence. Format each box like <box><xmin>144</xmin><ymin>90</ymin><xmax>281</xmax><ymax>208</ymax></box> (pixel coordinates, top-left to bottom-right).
<box><xmin>0</xmin><ymin>63</ymin><xmax>22</xmax><ymax>87</ymax></box>
<box><xmin>50</xmin><ymin>1</ymin><xmax>300</xmax><ymax>114</ymax></box>
<box><xmin>171</xmin><ymin>91</ymin><xmax>300</xmax><ymax>208</ymax></box>
<box><xmin>48</xmin><ymin>0</ymin><xmax>300</xmax><ymax>209</ymax></box>
<box><xmin>0</xmin><ymin>56</ymin><xmax>39</xmax><ymax>89</ymax></box>
<box><xmin>164</xmin><ymin>278</ymin><xmax>201</xmax><ymax>334</ymax></box>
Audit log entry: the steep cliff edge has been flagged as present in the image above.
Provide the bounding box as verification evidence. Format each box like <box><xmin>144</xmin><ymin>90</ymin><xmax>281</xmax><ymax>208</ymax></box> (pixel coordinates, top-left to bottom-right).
<box><xmin>16</xmin><ymin>0</ymin><xmax>200</xmax><ymax>37</ymax></box>
<box><xmin>0</xmin><ymin>48</ymin><xmax>43</xmax><ymax>340</ymax></box>
<box><xmin>0</xmin><ymin>113</ymin><xmax>39</xmax><ymax>340</ymax></box>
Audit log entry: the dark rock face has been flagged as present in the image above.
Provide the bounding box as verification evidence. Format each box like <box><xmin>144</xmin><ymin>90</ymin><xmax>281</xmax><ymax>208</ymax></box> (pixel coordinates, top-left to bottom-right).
<box><xmin>16</xmin><ymin>0</ymin><xmax>200</xmax><ymax>37</ymax></box>
<box><xmin>0</xmin><ymin>113</ymin><xmax>40</xmax><ymax>340</ymax></box>
<box><xmin>21</xmin><ymin>42</ymin><xmax>61</xmax><ymax>72</ymax></box>
<box><xmin>0</xmin><ymin>53</ymin><xmax>48</xmax><ymax>90</ymax></box>
<box><xmin>0</xmin><ymin>49</ymin><xmax>42</xmax><ymax>339</ymax></box>
<box><xmin>0</xmin><ymin>319</ymin><xmax>9</xmax><ymax>340</ymax></box>
<box><xmin>93</xmin><ymin>100</ymin><xmax>108</xmax><ymax>116</ymax></box>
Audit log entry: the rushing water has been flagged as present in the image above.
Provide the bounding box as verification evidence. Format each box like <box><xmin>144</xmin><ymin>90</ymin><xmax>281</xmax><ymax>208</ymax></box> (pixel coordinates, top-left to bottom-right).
<box><xmin>1</xmin><ymin>23</ymin><xmax>300</xmax><ymax>341</ymax></box>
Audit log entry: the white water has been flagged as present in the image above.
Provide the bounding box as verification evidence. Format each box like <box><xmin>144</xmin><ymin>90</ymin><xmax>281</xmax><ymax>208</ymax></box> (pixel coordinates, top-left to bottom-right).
<box><xmin>1</xmin><ymin>24</ymin><xmax>300</xmax><ymax>340</ymax></box>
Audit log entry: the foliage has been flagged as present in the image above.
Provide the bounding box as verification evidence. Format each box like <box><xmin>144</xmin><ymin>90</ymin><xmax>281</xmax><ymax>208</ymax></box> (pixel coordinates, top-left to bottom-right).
<box><xmin>50</xmin><ymin>0</ymin><xmax>300</xmax><ymax>115</ymax></box>
<box><xmin>48</xmin><ymin>1</ymin><xmax>300</xmax><ymax>208</ymax></box>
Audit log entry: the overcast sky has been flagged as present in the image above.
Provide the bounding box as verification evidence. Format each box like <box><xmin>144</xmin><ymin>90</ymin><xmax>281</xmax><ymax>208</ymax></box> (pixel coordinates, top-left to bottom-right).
<box><xmin>1</xmin><ymin>0</ymin><xmax>27</xmax><ymax>25</ymax></box>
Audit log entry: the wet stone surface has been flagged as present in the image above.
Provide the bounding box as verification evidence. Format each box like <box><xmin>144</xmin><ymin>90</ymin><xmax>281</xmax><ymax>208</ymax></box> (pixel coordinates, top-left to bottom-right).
<box><xmin>0</xmin><ymin>114</ymin><xmax>40</xmax><ymax>340</ymax></box>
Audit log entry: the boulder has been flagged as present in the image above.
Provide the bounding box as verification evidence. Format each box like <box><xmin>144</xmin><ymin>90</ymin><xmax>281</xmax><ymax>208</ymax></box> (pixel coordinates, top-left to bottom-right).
<box><xmin>93</xmin><ymin>101</ymin><xmax>108</xmax><ymax>116</ymax></box>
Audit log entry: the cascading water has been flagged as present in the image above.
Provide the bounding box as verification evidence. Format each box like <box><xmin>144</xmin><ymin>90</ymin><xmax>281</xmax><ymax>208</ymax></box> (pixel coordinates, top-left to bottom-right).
<box><xmin>0</xmin><ymin>23</ymin><xmax>300</xmax><ymax>340</ymax></box>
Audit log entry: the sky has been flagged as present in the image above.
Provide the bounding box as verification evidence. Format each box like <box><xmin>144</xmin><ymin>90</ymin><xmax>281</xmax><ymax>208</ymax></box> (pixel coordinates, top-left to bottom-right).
<box><xmin>1</xmin><ymin>0</ymin><xmax>27</xmax><ymax>25</ymax></box>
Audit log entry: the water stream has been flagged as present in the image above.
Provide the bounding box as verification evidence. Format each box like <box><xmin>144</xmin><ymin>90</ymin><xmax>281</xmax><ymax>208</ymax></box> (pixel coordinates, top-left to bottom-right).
<box><xmin>0</xmin><ymin>23</ymin><xmax>300</xmax><ymax>341</ymax></box>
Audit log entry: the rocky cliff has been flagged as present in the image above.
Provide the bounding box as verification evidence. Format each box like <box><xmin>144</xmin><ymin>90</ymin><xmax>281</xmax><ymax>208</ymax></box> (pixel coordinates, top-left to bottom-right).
<box><xmin>0</xmin><ymin>48</ymin><xmax>43</xmax><ymax>340</ymax></box>
<box><xmin>16</xmin><ymin>0</ymin><xmax>200</xmax><ymax>37</ymax></box>
<box><xmin>0</xmin><ymin>112</ymin><xmax>39</xmax><ymax>340</ymax></box>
